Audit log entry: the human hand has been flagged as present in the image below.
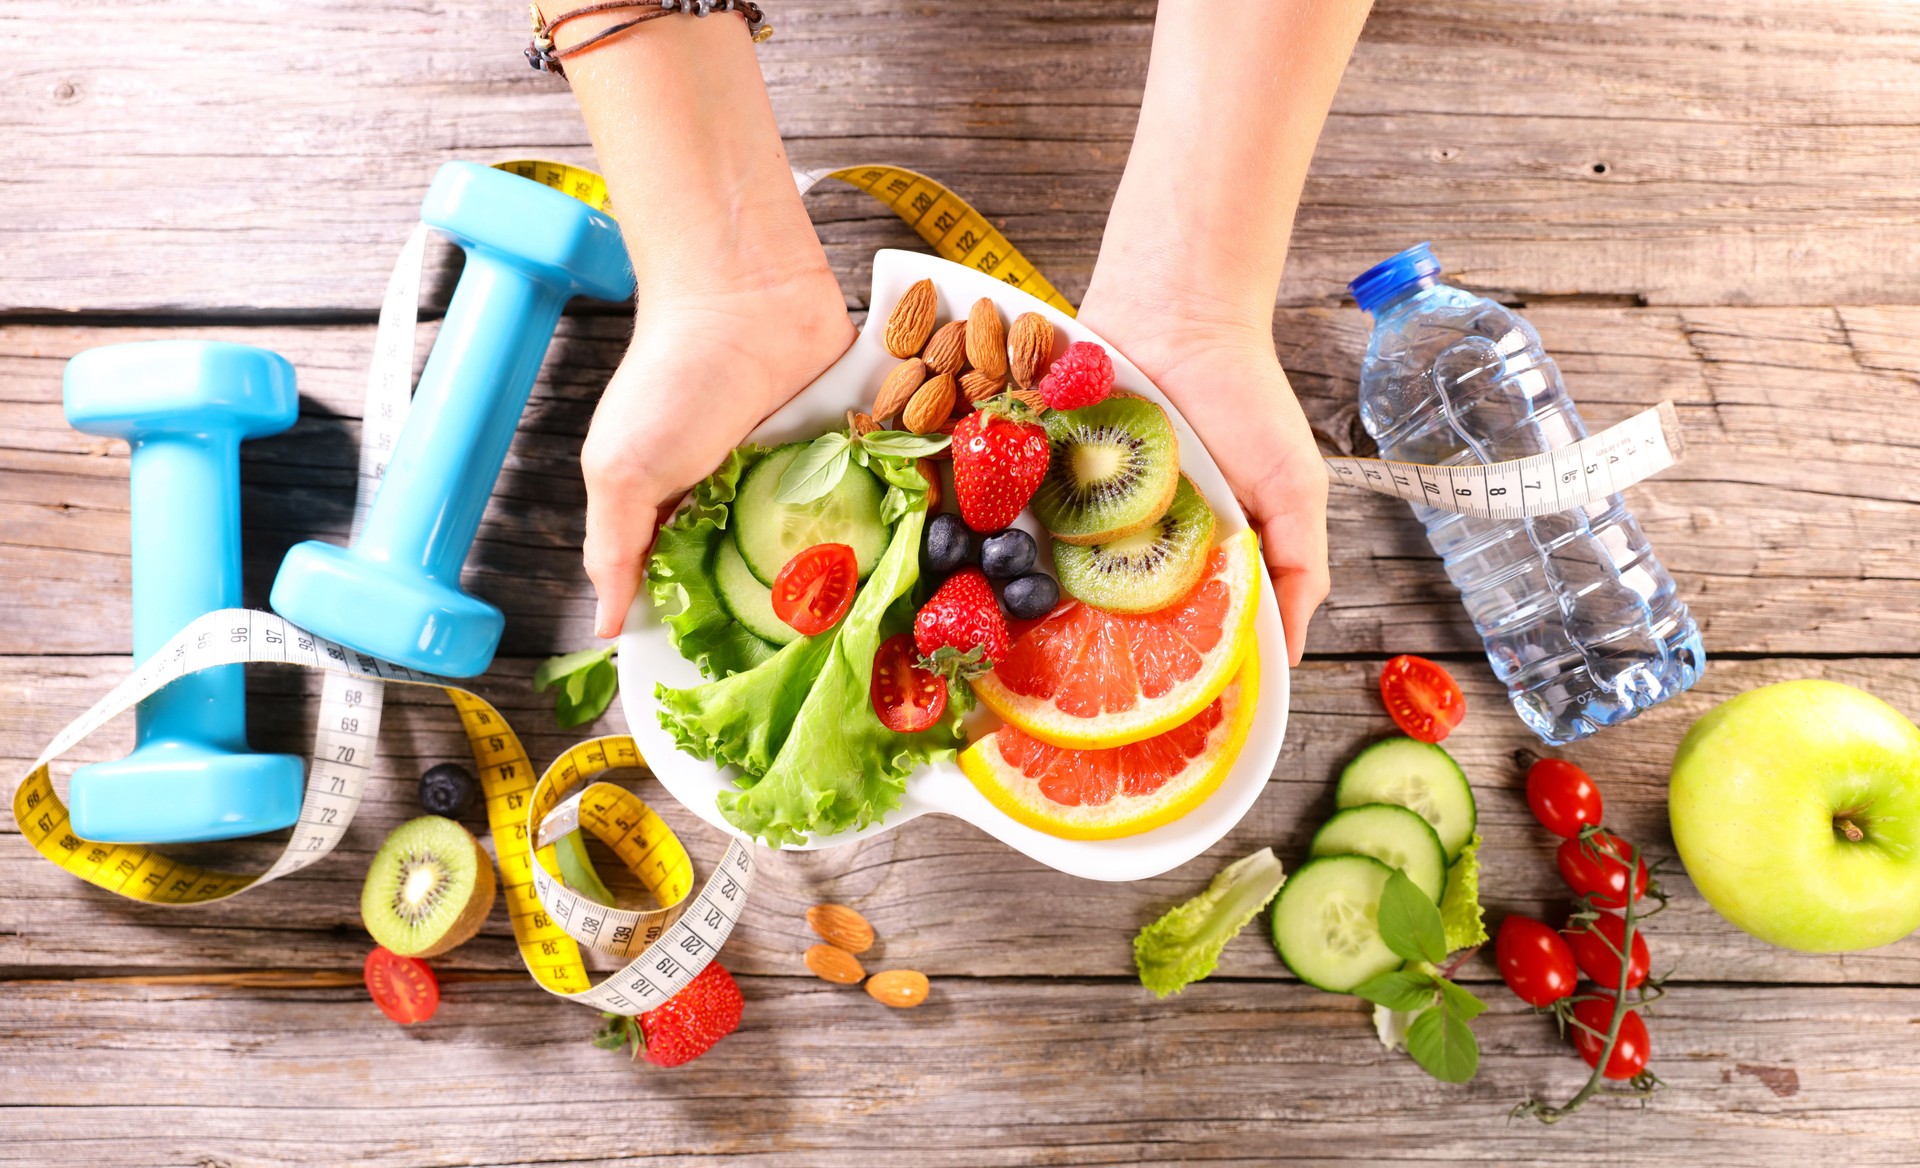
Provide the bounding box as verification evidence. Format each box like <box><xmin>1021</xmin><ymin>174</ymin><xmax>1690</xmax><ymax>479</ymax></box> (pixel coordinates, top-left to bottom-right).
<box><xmin>581</xmin><ymin>271</ymin><xmax>854</xmax><ymax>637</ymax></box>
<box><xmin>1074</xmin><ymin>296</ymin><xmax>1330</xmax><ymax>665</ymax></box>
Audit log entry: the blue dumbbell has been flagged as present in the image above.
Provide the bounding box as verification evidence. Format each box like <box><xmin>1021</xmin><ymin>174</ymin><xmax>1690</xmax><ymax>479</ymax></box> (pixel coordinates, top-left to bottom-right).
<box><xmin>63</xmin><ymin>341</ymin><xmax>307</xmax><ymax>844</ymax></box>
<box><xmin>270</xmin><ymin>162</ymin><xmax>633</xmax><ymax>677</ymax></box>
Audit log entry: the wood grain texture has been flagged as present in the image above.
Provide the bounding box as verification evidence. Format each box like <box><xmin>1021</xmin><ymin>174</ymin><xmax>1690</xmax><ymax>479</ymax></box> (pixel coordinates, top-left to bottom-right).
<box><xmin>2</xmin><ymin>978</ymin><xmax>1916</xmax><ymax>1166</ymax></box>
<box><xmin>4</xmin><ymin>0</ymin><xmax>1919</xmax><ymax>313</ymax></box>
<box><xmin>9</xmin><ymin>653</ymin><xmax>1920</xmax><ymax>987</ymax></box>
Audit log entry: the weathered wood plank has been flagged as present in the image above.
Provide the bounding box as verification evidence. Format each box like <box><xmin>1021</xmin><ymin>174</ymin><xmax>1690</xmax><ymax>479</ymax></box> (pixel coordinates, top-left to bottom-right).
<box><xmin>4</xmin><ymin>0</ymin><xmax>1918</xmax><ymax>313</ymax></box>
<box><xmin>7</xmin><ymin>653</ymin><xmax>1920</xmax><ymax>986</ymax></box>
<box><xmin>5</xmin><ymin>306</ymin><xmax>1915</xmax><ymax>659</ymax></box>
<box><xmin>1</xmin><ymin>978</ymin><xmax>1915</xmax><ymax>1166</ymax></box>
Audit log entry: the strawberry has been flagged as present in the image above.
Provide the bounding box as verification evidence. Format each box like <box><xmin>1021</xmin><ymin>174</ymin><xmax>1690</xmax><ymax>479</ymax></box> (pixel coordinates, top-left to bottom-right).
<box><xmin>594</xmin><ymin>960</ymin><xmax>743</xmax><ymax>1068</ymax></box>
<box><xmin>914</xmin><ymin>568</ymin><xmax>1010</xmax><ymax>674</ymax></box>
<box><xmin>951</xmin><ymin>397</ymin><xmax>1049</xmax><ymax>533</ymax></box>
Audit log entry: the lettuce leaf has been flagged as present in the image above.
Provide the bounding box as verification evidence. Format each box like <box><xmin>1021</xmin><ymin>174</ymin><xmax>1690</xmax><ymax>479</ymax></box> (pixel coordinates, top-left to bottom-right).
<box><xmin>1133</xmin><ymin>848</ymin><xmax>1286</xmax><ymax>998</ymax></box>
<box><xmin>655</xmin><ymin>450</ymin><xmax>960</xmax><ymax>846</ymax></box>
<box><xmin>1440</xmin><ymin>833</ymin><xmax>1486</xmax><ymax>953</ymax></box>
<box><xmin>645</xmin><ymin>444</ymin><xmax>777</xmax><ymax>681</ymax></box>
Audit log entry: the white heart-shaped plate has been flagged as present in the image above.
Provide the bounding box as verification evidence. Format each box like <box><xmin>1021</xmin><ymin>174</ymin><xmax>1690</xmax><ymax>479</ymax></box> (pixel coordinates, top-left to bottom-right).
<box><xmin>619</xmin><ymin>249</ymin><xmax>1288</xmax><ymax>881</ymax></box>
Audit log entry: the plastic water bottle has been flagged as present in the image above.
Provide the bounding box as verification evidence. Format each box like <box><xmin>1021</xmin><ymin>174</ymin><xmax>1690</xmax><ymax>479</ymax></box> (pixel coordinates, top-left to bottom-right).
<box><xmin>1349</xmin><ymin>243</ymin><xmax>1704</xmax><ymax>745</ymax></box>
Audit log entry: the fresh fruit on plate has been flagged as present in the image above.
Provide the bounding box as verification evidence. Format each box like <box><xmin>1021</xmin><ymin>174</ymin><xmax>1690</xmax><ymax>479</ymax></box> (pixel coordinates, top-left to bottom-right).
<box><xmin>871</xmin><ymin>633</ymin><xmax>947</xmax><ymax>733</ymax></box>
<box><xmin>1001</xmin><ymin>571</ymin><xmax>1058</xmax><ymax>620</ymax></box>
<box><xmin>1053</xmin><ymin>474</ymin><xmax>1216</xmax><ymax>613</ymax></box>
<box><xmin>951</xmin><ymin>400</ymin><xmax>1050</xmax><ymax>533</ymax></box>
<box><xmin>1036</xmin><ymin>340</ymin><xmax>1114</xmax><ymax>410</ymax></box>
<box><xmin>360</xmin><ymin>815</ymin><xmax>498</xmax><ymax>958</ymax></box>
<box><xmin>1378</xmin><ymin>654</ymin><xmax>1465</xmax><ymax>743</ymax></box>
<box><xmin>913</xmin><ymin>567</ymin><xmax>1011</xmax><ymax>672</ymax></box>
<box><xmin>959</xmin><ymin>652</ymin><xmax>1258</xmax><ymax>839</ymax></box>
<box><xmin>1030</xmin><ymin>393</ymin><xmax>1180</xmax><ymax>545</ymax></box>
<box><xmin>979</xmin><ymin>528</ymin><xmax>1037</xmax><ymax>579</ymax></box>
<box><xmin>770</xmin><ymin>542</ymin><xmax>859</xmax><ymax>636</ymax></box>
<box><xmin>1669</xmin><ymin>679</ymin><xmax>1920</xmax><ymax>952</ymax></box>
<box><xmin>973</xmin><ymin>528</ymin><xmax>1260</xmax><ymax>749</ymax></box>
<box><xmin>733</xmin><ymin>442</ymin><xmax>891</xmax><ymax>584</ymax></box>
<box><xmin>922</xmin><ymin>512</ymin><xmax>975</xmax><ymax>575</ymax></box>
<box><xmin>364</xmin><ymin>946</ymin><xmax>440</xmax><ymax>1025</ymax></box>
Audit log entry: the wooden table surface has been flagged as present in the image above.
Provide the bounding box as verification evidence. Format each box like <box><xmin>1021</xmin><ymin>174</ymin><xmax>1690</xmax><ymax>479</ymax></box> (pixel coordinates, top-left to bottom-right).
<box><xmin>5</xmin><ymin>1</ymin><xmax>1920</xmax><ymax>1163</ymax></box>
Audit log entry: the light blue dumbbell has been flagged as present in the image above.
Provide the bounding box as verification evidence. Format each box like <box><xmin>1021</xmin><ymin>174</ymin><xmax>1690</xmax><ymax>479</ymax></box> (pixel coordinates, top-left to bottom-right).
<box><xmin>270</xmin><ymin>162</ymin><xmax>633</xmax><ymax>677</ymax></box>
<box><xmin>64</xmin><ymin>341</ymin><xmax>307</xmax><ymax>844</ymax></box>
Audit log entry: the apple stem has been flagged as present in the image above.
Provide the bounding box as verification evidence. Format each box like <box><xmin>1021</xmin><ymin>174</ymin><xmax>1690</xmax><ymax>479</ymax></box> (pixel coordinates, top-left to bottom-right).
<box><xmin>1837</xmin><ymin>817</ymin><xmax>1865</xmax><ymax>843</ymax></box>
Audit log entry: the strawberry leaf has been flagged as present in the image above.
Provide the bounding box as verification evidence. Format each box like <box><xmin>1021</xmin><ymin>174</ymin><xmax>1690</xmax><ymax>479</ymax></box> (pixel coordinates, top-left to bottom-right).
<box><xmin>919</xmin><ymin>643</ymin><xmax>992</xmax><ymax>681</ymax></box>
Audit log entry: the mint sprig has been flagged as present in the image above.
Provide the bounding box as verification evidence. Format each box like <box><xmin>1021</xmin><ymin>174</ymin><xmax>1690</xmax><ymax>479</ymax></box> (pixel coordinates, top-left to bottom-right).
<box><xmin>1353</xmin><ymin>871</ymin><xmax>1486</xmax><ymax>1083</ymax></box>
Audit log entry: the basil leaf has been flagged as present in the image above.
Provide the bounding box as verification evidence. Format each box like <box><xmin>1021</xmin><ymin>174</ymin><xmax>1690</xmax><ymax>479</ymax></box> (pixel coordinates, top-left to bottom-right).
<box><xmin>557</xmin><ymin>659</ymin><xmax>619</xmax><ymax>729</ymax></box>
<box><xmin>1405</xmin><ymin>1000</ymin><xmax>1480</xmax><ymax>1083</ymax></box>
<box><xmin>1436</xmin><ymin>977</ymin><xmax>1487</xmax><ymax>1022</ymax></box>
<box><xmin>534</xmin><ymin>645</ymin><xmax>614</xmax><ymax>691</ymax></box>
<box><xmin>1375</xmin><ymin>869</ymin><xmax>1449</xmax><ymax>966</ymax></box>
<box><xmin>774</xmin><ymin>433</ymin><xmax>852</xmax><ymax>504</ymax></box>
<box><xmin>1352</xmin><ymin>969</ymin><xmax>1441</xmax><ymax>1013</ymax></box>
<box><xmin>859</xmin><ymin>430</ymin><xmax>952</xmax><ymax>458</ymax></box>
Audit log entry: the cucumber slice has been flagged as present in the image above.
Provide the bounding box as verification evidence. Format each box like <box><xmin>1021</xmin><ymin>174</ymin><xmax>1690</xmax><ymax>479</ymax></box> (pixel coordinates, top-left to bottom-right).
<box><xmin>1310</xmin><ymin>803</ymin><xmax>1448</xmax><ymax>904</ymax></box>
<box><xmin>1335</xmin><ymin>737</ymin><xmax>1476</xmax><ymax>861</ymax></box>
<box><xmin>1269</xmin><ymin>855</ymin><xmax>1403</xmax><ymax>993</ymax></box>
<box><xmin>734</xmin><ymin>444</ymin><xmax>890</xmax><ymax>585</ymax></box>
<box><xmin>713</xmin><ymin>535</ymin><xmax>801</xmax><ymax>646</ymax></box>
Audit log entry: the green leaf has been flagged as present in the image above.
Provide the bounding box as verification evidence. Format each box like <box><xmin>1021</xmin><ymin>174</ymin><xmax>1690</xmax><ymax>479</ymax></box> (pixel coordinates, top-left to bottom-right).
<box><xmin>1436</xmin><ymin>977</ymin><xmax>1487</xmax><ymax>1022</ymax></box>
<box><xmin>1353</xmin><ymin>969</ymin><xmax>1442</xmax><ymax>1013</ymax></box>
<box><xmin>1133</xmin><ymin>848</ymin><xmax>1287</xmax><ymax>998</ymax></box>
<box><xmin>645</xmin><ymin>445</ymin><xmax>780</xmax><ymax>681</ymax></box>
<box><xmin>773</xmin><ymin>432</ymin><xmax>852</xmax><ymax>504</ymax></box>
<box><xmin>858</xmin><ymin>430</ymin><xmax>952</xmax><ymax>458</ymax></box>
<box><xmin>534</xmin><ymin>645</ymin><xmax>614</xmax><ymax>692</ymax></box>
<box><xmin>556</xmin><ymin>659</ymin><xmax>618</xmax><ymax>729</ymax></box>
<box><xmin>1405</xmin><ymin>1001</ymin><xmax>1479</xmax><ymax>1083</ymax></box>
<box><xmin>554</xmin><ymin>831</ymin><xmax>616</xmax><ymax>904</ymax></box>
<box><xmin>1375</xmin><ymin>869</ymin><xmax>1449</xmax><ymax>966</ymax></box>
<box><xmin>1440</xmin><ymin>833</ymin><xmax>1487</xmax><ymax>953</ymax></box>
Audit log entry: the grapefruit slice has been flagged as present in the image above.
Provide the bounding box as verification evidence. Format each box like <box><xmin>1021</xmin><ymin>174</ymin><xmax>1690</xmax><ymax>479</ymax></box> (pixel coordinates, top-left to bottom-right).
<box><xmin>960</xmin><ymin>652</ymin><xmax>1260</xmax><ymax>840</ymax></box>
<box><xmin>972</xmin><ymin>528</ymin><xmax>1261</xmax><ymax>749</ymax></box>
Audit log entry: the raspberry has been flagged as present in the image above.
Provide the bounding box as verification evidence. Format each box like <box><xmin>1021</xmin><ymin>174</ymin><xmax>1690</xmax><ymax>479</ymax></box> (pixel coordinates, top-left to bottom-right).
<box><xmin>1036</xmin><ymin>341</ymin><xmax>1114</xmax><ymax>410</ymax></box>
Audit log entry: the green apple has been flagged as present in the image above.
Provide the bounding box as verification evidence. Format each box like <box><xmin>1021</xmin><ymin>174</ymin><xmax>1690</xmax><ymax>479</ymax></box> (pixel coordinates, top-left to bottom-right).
<box><xmin>1670</xmin><ymin>679</ymin><xmax>1920</xmax><ymax>952</ymax></box>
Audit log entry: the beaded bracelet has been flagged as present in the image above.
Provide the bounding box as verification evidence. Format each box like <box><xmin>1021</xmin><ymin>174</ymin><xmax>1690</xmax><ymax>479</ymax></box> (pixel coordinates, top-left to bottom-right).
<box><xmin>527</xmin><ymin>0</ymin><xmax>771</xmax><ymax>75</ymax></box>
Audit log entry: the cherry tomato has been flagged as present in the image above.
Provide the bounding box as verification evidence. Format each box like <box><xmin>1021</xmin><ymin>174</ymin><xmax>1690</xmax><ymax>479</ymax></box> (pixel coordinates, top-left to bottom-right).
<box><xmin>870</xmin><ymin>633</ymin><xmax>947</xmax><ymax>733</ymax></box>
<box><xmin>1563</xmin><ymin>911</ymin><xmax>1651</xmax><ymax>991</ymax></box>
<box><xmin>1556</xmin><ymin>830</ymin><xmax>1649</xmax><ymax>909</ymax></box>
<box><xmin>1379</xmin><ymin>654</ymin><xmax>1466</xmax><ymax>743</ymax></box>
<box><xmin>1495</xmin><ymin>914</ymin><xmax>1579</xmax><ymax>1007</ymax></box>
<box><xmin>364</xmin><ymin>946</ymin><xmax>439</xmax><ymax>1025</ymax></box>
<box><xmin>1569</xmin><ymin>994</ymin><xmax>1650</xmax><ymax>1080</ymax></box>
<box><xmin>1526</xmin><ymin>757</ymin><xmax>1604</xmax><ymax>838</ymax></box>
<box><xmin>771</xmin><ymin>543</ymin><xmax>859</xmax><ymax>636</ymax></box>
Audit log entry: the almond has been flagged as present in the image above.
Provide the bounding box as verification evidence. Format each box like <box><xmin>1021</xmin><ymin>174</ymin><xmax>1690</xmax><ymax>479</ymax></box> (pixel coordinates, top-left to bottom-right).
<box><xmin>847</xmin><ymin>409</ymin><xmax>879</xmax><ymax>437</ymax></box>
<box><xmin>1008</xmin><ymin>312</ymin><xmax>1056</xmax><ymax>388</ymax></box>
<box><xmin>917</xmin><ymin>458</ymin><xmax>943</xmax><ymax>512</ymax></box>
<box><xmin>873</xmin><ymin>358</ymin><xmax>926</xmax><ymax>422</ymax></box>
<box><xmin>805</xmin><ymin>943</ymin><xmax>867</xmax><ymax>986</ymax></box>
<box><xmin>806</xmin><ymin>903</ymin><xmax>876</xmax><ymax>954</ymax></box>
<box><xmin>903</xmin><ymin>371</ymin><xmax>957</xmax><ymax>434</ymax></box>
<box><xmin>1007</xmin><ymin>386</ymin><xmax>1048</xmax><ymax>415</ymax></box>
<box><xmin>922</xmin><ymin>320</ymin><xmax>968</xmax><ymax>376</ymax></box>
<box><xmin>866</xmin><ymin>969</ymin><xmax>930</xmax><ymax>1008</ymax></box>
<box><xmin>965</xmin><ymin>298</ymin><xmax>1008</xmax><ymax>380</ymax></box>
<box><xmin>959</xmin><ymin>368</ymin><xmax>1005</xmax><ymax>405</ymax></box>
<box><xmin>884</xmin><ymin>279</ymin><xmax>938</xmax><ymax>358</ymax></box>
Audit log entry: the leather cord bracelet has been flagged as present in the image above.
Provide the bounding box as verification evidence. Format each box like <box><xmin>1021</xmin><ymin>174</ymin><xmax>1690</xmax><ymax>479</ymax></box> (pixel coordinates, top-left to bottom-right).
<box><xmin>527</xmin><ymin>0</ymin><xmax>771</xmax><ymax>75</ymax></box>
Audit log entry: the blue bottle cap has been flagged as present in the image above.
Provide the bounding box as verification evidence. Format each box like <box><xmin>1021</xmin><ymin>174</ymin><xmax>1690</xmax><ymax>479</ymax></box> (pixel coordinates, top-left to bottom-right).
<box><xmin>1349</xmin><ymin>242</ymin><xmax>1442</xmax><ymax>315</ymax></box>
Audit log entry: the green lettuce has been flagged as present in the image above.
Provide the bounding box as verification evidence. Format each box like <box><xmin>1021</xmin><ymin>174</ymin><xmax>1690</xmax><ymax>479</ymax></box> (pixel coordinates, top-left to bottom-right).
<box><xmin>1133</xmin><ymin>848</ymin><xmax>1286</xmax><ymax>998</ymax></box>
<box><xmin>645</xmin><ymin>444</ymin><xmax>777</xmax><ymax>681</ymax></box>
<box><xmin>1440</xmin><ymin>833</ymin><xmax>1486</xmax><ymax>953</ymax></box>
<box><xmin>653</xmin><ymin>451</ymin><xmax>963</xmax><ymax>846</ymax></box>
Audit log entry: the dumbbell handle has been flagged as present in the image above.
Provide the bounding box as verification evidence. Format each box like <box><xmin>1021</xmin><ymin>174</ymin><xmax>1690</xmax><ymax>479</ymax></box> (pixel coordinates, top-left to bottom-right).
<box><xmin>127</xmin><ymin>432</ymin><xmax>248</xmax><ymax>751</ymax></box>
<box><xmin>356</xmin><ymin>254</ymin><xmax>567</xmax><ymax>580</ymax></box>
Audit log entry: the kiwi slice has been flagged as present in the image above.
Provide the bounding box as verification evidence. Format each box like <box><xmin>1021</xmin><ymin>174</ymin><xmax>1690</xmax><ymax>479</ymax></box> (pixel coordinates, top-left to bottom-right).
<box><xmin>360</xmin><ymin>815</ymin><xmax>497</xmax><ymax>958</ymax></box>
<box><xmin>1054</xmin><ymin>475</ymin><xmax>1217</xmax><ymax>613</ymax></box>
<box><xmin>1030</xmin><ymin>393</ymin><xmax>1181</xmax><ymax>545</ymax></box>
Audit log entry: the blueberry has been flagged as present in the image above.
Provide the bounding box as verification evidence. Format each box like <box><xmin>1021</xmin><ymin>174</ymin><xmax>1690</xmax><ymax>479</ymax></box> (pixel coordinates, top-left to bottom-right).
<box><xmin>923</xmin><ymin>512</ymin><xmax>976</xmax><ymax>575</ymax></box>
<box><xmin>980</xmin><ymin>528</ymin><xmax>1037</xmax><ymax>580</ymax></box>
<box><xmin>419</xmin><ymin>762</ymin><xmax>478</xmax><ymax>818</ymax></box>
<box><xmin>1002</xmin><ymin>572</ymin><xmax>1059</xmax><ymax>620</ymax></box>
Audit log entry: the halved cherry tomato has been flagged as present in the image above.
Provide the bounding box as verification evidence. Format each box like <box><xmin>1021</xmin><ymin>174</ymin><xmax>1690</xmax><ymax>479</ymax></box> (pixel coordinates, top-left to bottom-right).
<box><xmin>1379</xmin><ymin>654</ymin><xmax>1466</xmax><ymax>743</ymax></box>
<box><xmin>1569</xmin><ymin>994</ymin><xmax>1650</xmax><ymax>1080</ymax></box>
<box><xmin>871</xmin><ymin>633</ymin><xmax>947</xmax><ymax>733</ymax></box>
<box><xmin>1557</xmin><ymin>830</ymin><xmax>1649</xmax><ymax>909</ymax></box>
<box><xmin>1495</xmin><ymin>915</ymin><xmax>1579</xmax><ymax>1007</ymax></box>
<box><xmin>364</xmin><ymin>946</ymin><xmax>439</xmax><ymax>1025</ymax></box>
<box><xmin>771</xmin><ymin>543</ymin><xmax>859</xmax><ymax>636</ymax></box>
<box><xmin>1563</xmin><ymin>910</ymin><xmax>1651</xmax><ymax>991</ymax></box>
<box><xmin>1526</xmin><ymin>756</ymin><xmax>1604</xmax><ymax>838</ymax></box>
